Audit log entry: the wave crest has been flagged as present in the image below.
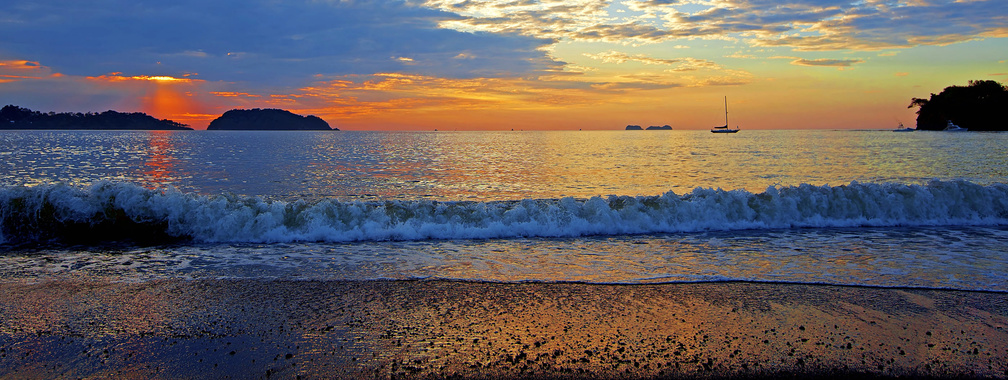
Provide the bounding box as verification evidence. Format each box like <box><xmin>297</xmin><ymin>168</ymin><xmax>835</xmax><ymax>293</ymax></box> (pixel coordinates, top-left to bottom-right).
<box><xmin>2</xmin><ymin>180</ymin><xmax>1006</xmax><ymax>246</ymax></box>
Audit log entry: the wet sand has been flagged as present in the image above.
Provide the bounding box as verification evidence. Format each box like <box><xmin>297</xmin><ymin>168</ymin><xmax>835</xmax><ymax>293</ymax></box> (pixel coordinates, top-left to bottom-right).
<box><xmin>1</xmin><ymin>279</ymin><xmax>1006</xmax><ymax>379</ymax></box>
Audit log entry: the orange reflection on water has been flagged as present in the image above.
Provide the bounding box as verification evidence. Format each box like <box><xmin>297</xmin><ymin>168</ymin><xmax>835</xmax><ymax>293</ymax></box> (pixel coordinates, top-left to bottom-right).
<box><xmin>423</xmin><ymin>131</ymin><xmax>707</xmax><ymax>201</ymax></box>
<box><xmin>142</xmin><ymin>131</ymin><xmax>178</xmax><ymax>188</ymax></box>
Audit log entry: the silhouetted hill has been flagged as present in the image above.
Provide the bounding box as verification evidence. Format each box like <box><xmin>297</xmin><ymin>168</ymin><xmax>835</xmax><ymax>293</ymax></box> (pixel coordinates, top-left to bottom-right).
<box><xmin>207</xmin><ymin>109</ymin><xmax>335</xmax><ymax>131</ymax></box>
<box><xmin>625</xmin><ymin>125</ymin><xmax>673</xmax><ymax>130</ymax></box>
<box><xmin>0</xmin><ymin>105</ymin><xmax>191</xmax><ymax>130</ymax></box>
<box><xmin>909</xmin><ymin>80</ymin><xmax>1008</xmax><ymax>131</ymax></box>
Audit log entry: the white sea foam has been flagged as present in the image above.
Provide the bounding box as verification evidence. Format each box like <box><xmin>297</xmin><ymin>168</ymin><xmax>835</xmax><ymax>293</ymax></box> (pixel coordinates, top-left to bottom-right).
<box><xmin>1</xmin><ymin>180</ymin><xmax>1006</xmax><ymax>245</ymax></box>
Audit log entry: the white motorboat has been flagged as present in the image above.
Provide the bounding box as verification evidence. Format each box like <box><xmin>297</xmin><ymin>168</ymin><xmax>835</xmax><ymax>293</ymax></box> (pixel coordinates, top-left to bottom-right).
<box><xmin>943</xmin><ymin>120</ymin><xmax>967</xmax><ymax>132</ymax></box>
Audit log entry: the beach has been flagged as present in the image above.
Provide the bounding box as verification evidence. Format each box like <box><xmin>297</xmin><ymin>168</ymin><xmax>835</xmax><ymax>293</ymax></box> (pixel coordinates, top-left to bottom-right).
<box><xmin>2</xmin><ymin>279</ymin><xmax>1005</xmax><ymax>379</ymax></box>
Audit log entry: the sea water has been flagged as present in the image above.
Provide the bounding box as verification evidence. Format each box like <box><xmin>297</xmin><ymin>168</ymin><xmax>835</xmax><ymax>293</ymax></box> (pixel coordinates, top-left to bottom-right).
<box><xmin>1</xmin><ymin>130</ymin><xmax>1006</xmax><ymax>291</ymax></box>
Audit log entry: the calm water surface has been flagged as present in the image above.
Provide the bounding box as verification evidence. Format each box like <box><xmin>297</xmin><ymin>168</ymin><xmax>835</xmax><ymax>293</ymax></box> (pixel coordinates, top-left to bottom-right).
<box><xmin>3</xmin><ymin>130</ymin><xmax>1004</xmax><ymax>199</ymax></box>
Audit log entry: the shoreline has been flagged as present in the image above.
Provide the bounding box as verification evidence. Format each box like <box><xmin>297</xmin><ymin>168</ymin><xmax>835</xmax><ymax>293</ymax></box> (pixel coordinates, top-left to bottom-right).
<box><xmin>2</xmin><ymin>279</ymin><xmax>1006</xmax><ymax>378</ymax></box>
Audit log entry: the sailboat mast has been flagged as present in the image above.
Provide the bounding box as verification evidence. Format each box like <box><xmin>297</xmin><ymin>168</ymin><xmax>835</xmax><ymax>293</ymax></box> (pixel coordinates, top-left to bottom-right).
<box><xmin>724</xmin><ymin>96</ymin><xmax>728</xmax><ymax>127</ymax></box>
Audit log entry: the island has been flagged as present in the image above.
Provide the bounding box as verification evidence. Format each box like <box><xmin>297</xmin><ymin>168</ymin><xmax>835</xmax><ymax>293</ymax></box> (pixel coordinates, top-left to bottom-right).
<box><xmin>626</xmin><ymin>124</ymin><xmax>673</xmax><ymax>130</ymax></box>
<box><xmin>908</xmin><ymin>80</ymin><xmax>1008</xmax><ymax>131</ymax></box>
<box><xmin>207</xmin><ymin>108</ymin><xmax>336</xmax><ymax>131</ymax></box>
<box><xmin>0</xmin><ymin>105</ymin><xmax>191</xmax><ymax>130</ymax></box>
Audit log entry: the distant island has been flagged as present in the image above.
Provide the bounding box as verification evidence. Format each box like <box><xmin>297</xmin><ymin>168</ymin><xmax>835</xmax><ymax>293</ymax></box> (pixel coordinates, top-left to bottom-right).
<box><xmin>207</xmin><ymin>108</ymin><xmax>336</xmax><ymax>131</ymax></box>
<box><xmin>0</xmin><ymin>105</ymin><xmax>191</xmax><ymax>130</ymax></box>
<box><xmin>909</xmin><ymin>80</ymin><xmax>1008</xmax><ymax>131</ymax></box>
<box><xmin>625</xmin><ymin>124</ymin><xmax>673</xmax><ymax>130</ymax></box>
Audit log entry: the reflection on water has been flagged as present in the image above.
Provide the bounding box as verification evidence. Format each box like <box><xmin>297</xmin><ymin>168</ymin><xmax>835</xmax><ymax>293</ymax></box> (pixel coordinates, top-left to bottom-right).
<box><xmin>1</xmin><ymin>130</ymin><xmax>1006</xmax><ymax>201</ymax></box>
<box><xmin>3</xmin><ymin>226</ymin><xmax>1005</xmax><ymax>292</ymax></box>
<box><xmin>141</xmin><ymin>131</ymin><xmax>181</xmax><ymax>187</ymax></box>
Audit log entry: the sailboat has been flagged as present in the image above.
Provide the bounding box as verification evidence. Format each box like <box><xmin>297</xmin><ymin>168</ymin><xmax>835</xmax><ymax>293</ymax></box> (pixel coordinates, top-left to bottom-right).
<box><xmin>711</xmin><ymin>96</ymin><xmax>739</xmax><ymax>133</ymax></box>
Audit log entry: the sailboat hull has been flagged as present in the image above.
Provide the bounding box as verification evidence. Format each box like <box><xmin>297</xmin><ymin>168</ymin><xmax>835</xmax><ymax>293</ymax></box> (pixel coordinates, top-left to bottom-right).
<box><xmin>711</xmin><ymin>128</ymin><xmax>739</xmax><ymax>133</ymax></box>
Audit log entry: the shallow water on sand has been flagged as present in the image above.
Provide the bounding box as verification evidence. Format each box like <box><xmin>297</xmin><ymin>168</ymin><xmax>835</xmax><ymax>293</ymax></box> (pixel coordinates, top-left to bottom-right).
<box><xmin>3</xmin><ymin>226</ymin><xmax>1006</xmax><ymax>292</ymax></box>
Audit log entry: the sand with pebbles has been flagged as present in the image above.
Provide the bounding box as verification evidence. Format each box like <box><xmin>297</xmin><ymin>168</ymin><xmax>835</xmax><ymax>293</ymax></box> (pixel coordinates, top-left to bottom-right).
<box><xmin>1</xmin><ymin>280</ymin><xmax>1006</xmax><ymax>378</ymax></box>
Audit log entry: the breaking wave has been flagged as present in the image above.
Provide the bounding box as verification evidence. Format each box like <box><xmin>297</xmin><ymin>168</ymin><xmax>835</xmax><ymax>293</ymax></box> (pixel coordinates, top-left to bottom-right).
<box><xmin>2</xmin><ymin>180</ymin><xmax>1007</xmax><ymax>246</ymax></box>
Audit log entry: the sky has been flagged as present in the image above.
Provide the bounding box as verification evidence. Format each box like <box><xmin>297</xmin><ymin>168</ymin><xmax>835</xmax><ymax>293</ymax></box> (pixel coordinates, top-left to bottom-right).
<box><xmin>1</xmin><ymin>0</ymin><xmax>1006</xmax><ymax>130</ymax></box>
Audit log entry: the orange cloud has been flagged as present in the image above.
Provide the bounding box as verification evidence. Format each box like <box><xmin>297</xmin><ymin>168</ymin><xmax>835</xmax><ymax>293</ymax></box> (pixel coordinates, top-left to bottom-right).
<box><xmin>210</xmin><ymin>91</ymin><xmax>262</xmax><ymax>98</ymax></box>
<box><xmin>0</xmin><ymin>60</ymin><xmax>60</xmax><ymax>82</ymax></box>
<box><xmin>86</xmin><ymin>73</ymin><xmax>200</xmax><ymax>84</ymax></box>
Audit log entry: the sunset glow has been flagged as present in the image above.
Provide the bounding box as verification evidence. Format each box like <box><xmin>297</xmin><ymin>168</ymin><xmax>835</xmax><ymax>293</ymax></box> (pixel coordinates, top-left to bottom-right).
<box><xmin>135</xmin><ymin>75</ymin><xmax>193</xmax><ymax>83</ymax></box>
<box><xmin>1</xmin><ymin>0</ymin><xmax>1006</xmax><ymax>130</ymax></box>
<box><xmin>86</xmin><ymin>73</ymin><xmax>196</xmax><ymax>84</ymax></box>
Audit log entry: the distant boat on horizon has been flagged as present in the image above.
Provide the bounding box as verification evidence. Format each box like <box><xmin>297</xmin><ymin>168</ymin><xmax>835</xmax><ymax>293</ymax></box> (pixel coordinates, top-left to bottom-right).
<box><xmin>893</xmin><ymin>122</ymin><xmax>914</xmax><ymax>132</ymax></box>
<box><xmin>711</xmin><ymin>96</ymin><xmax>739</xmax><ymax>133</ymax></box>
<box><xmin>943</xmin><ymin>120</ymin><xmax>967</xmax><ymax>132</ymax></box>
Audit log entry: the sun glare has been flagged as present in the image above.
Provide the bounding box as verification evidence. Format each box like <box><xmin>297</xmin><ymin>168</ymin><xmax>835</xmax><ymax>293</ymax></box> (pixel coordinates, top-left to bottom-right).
<box><xmin>81</xmin><ymin>72</ymin><xmax>213</xmax><ymax>127</ymax></box>
<box><xmin>89</xmin><ymin>73</ymin><xmax>195</xmax><ymax>83</ymax></box>
<box><xmin>140</xmin><ymin>75</ymin><xmax>187</xmax><ymax>82</ymax></box>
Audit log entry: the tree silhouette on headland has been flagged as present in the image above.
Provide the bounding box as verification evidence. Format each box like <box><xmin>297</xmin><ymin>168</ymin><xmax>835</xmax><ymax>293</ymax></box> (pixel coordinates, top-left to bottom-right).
<box><xmin>0</xmin><ymin>105</ymin><xmax>191</xmax><ymax>130</ymax></box>
<box><xmin>206</xmin><ymin>108</ymin><xmax>335</xmax><ymax>131</ymax></box>
<box><xmin>908</xmin><ymin>80</ymin><xmax>1007</xmax><ymax>131</ymax></box>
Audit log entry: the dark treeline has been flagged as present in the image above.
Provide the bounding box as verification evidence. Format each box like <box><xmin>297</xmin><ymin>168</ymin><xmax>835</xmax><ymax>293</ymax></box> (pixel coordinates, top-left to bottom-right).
<box><xmin>207</xmin><ymin>108</ymin><xmax>335</xmax><ymax>131</ymax></box>
<box><xmin>0</xmin><ymin>105</ymin><xmax>191</xmax><ymax>130</ymax></box>
<box><xmin>909</xmin><ymin>80</ymin><xmax>1008</xmax><ymax>131</ymax></box>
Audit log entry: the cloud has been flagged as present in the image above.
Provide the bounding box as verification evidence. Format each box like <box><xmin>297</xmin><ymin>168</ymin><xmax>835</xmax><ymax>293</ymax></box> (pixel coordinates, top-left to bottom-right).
<box><xmin>590</xmin><ymin>81</ymin><xmax>682</xmax><ymax>91</ymax></box>
<box><xmin>0</xmin><ymin>0</ymin><xmax>557</xmax><ymax>87</ymax></box>
<box><xmin>790</xmin><ymin>58</ymin><xmax>865</xmax><ymax>67</ymax></box>
<box><xmin>209</xmin><ymin>91</ymin><xmax>261</xmax><ymax>98</ymax></box>
<box><xmin>584</xmin><ymin>51</ymin><xmax>680</xmax><ymax>65</ymax></box>
<box><xmin>0</xmin><ymin>60</ymin><xmax>54</xmax><ymax>82</ymax></box>
<box><xmin>280</xmin><ymin>72</ymin><xmax>614</xmax><ymax>120</ymax></box>
<box><xmin>722</xmin><ymin>0</ymin><xmax>1008</xmax><ymax>51</ymax></box>
<box><xmin>87</xmin><ymin>73</ymin><xmax>202</xmax><ymax>84</ymax></box>
<box><xmin>430</xmin><ymin>0</ymin><xmax>685</xmax><ymax>43</ymax></box>
<box><xmin>665</xmin><ymin>57</ymin><xmax>722</xmax><ymax>72</ymax></box>
<box><xmin>634</xmin><ymin>0</ymin><xmax>682</xmax><ymax>6</ymax></box>
<box><xmin>426</xmin><ymin>0</ymin><xmax>1008</xmax><ymax>51</ymax></box>
<box><xmin>583</xmin><ymin>51</ymin><xmax>723</xmax><ymax>74</ymax></box>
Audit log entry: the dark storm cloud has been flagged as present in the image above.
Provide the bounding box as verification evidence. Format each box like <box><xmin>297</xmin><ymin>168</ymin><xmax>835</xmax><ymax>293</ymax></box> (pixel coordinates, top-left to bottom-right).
<box><xmin>0</xmin><ymin>0</ymin><xmax>555</xmax><ymax>85</ymax></box>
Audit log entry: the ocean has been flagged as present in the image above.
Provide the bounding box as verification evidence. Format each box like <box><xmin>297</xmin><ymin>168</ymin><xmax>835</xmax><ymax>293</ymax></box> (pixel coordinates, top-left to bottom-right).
<box><xmin>2</xmin><ymin>129</ymin><xmax>1007</xmax><ymax>291</ymax></box>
